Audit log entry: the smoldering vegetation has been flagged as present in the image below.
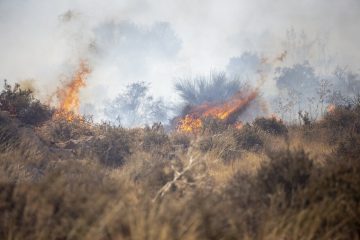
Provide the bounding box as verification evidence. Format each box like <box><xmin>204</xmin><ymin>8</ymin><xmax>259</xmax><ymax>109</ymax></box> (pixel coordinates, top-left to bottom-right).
<box><xmin>1</xmin><ymin>72</ymin><xmax>360</xmax><ymax>239</ymax></box>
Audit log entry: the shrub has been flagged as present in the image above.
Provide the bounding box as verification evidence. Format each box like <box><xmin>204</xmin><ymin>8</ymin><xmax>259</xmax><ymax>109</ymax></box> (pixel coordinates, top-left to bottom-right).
<box><xmin>0</xmin><ymin>80</ymin><xmax>52</xmax><ymax>125</ymax></box>
<box><xmin>253</xmin><ymin>117</ymin><xmax>288</xmax><ymax>135</ymax></box>
<box><xmin>0</xmin><ymin>111</ymin><xmax>19</xmax><ymax>152</ymax></box>
<box><xmin>40</xmin><ymin>118</ymin><xmax>93</xmax><ymax>143</ymax></box>
<box><xmin>201</xmin><ymin>117</ymin><xmax>228</xmax><ymax>134</ymax></box>
<box><xmin>265</xmin><ymin>150</ymin><xmax>360</xmax><ymax>240</ymax></box>
<box><xmin>225</xmin><ymin>171</ymin><xmax>265</xmax><ymax>238</ymax></box>
<box><xmin>92</xmin><ymin>124</ymin><xmax>133</xmax><ymax>167</ymax></box>
<box><xmin>142</xmin><ymin>123</ymin><xmax>171</xmax><ymax>155</ymax></box>
<box><xmin>257</xmin><ymin>149</ymin><xmax>314</xmax><ymax>204</ymax></box>
<box><xmin>320</xmin><ymin>102</ymin><xmax>360</xmax><ymax>144</ymax></box>
<box><xmin>234</xmin><ymin>124</ymin><xmax>263</xmax><ymax>151</ymax></box>
<box><xmin>170</xmin><ymin>132</ymin><xmax>191</xmax><ymax>151</ymax></box>
<box><xmin>211</xmin><ymin>132</ymin><xmax>240</xmax><ymax>162</ymax></box>
<box><xmin>197</xmin><ymin>136</ymin><xmax>213</xmax><ymax>152</ymax></box>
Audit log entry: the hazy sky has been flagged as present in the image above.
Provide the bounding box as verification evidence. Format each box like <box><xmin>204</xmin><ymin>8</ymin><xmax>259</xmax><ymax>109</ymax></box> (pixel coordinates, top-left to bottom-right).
<box><xmin>0</xmin><ymin>0</ymin><xmax>359</xmax><ymax>117</ymax></box>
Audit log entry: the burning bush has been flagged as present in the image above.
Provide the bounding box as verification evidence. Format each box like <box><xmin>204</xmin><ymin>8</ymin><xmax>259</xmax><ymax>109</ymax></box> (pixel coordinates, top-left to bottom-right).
<box><xmin>175</xmin><ymin>72</ymin><xmax>243</xmax><ymax>106</ymax></box>
<box><xmin>0</xmin><ymin>80</ymin><xmax>53</xmax><ymax>125</ymax></box>
<box><xmin>175</xmin><ymin>72</ymin><xmax>259</xmax><ymax>134</ymax></box>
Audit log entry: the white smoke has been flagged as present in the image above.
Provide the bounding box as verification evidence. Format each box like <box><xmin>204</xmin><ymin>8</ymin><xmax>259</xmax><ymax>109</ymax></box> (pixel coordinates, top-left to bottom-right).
<box><xmin>0</xmin><ymin>0</ymin><xmax>359</xmax><ymax>123</ymax></box>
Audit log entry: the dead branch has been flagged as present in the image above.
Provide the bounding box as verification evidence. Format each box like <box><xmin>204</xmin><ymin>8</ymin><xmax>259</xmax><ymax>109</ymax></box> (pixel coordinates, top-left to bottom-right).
<box><xmin>152</xmin><ymin>156</ymin><xmax>199</xmax><ymax>202</ymax></box>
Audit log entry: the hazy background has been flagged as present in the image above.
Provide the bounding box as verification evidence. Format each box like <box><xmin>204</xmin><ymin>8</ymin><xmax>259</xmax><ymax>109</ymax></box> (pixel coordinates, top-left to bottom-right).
<box><xmin>0</xmin><ymin>0</ymin><xmax>359</xmax><ymax>124</ymax></box>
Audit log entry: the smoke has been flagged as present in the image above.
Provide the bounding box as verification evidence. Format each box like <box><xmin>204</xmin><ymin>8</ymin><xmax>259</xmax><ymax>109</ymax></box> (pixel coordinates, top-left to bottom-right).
<box><xmin>104</xmin><ymin>82</ymin><xmax>170</xmax><ymax>127</ymax></box>
<box><xmin>0</xmin><ymin>0</ymin><xmax>359</xmax><ymax>125</ymax></box>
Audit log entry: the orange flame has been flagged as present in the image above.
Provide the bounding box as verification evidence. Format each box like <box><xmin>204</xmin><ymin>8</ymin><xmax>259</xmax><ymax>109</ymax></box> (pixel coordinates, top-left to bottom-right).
<box><xmin>327</xmin><ymin>104</ymin><xmax>336</xmax><ymax>113</ymax></box>
<box><xmin>54</xmin><ymin>61</ymin><xmax>91</xmax><ymax>121</ymax></box>
<box><xmin>177</xmin><ymin>115</ymin><xmax>203</xmax><ymax>133</ymax></box>
<box><xmin>177</xmin><ymin>90</ymin><xmax>258</xmax><ymax>133</ymax></box>
<box><xmin>234</xmin><ymin>121</ymin><xmax>244</xmax><ymax>130</ymax></box>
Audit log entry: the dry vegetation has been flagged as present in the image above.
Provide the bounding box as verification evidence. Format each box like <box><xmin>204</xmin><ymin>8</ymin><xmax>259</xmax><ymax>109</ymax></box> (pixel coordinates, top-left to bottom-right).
<box><xmin>1</xmin><ymin>83</ymin><xmax>360</xmax><ymax>240</ymax></box>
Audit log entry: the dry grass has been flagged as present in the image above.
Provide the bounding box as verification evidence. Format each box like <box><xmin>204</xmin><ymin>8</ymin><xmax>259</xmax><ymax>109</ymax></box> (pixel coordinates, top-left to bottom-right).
<box><xmin>1</xmin><ymin>95</ymin><xmax>360</xmax><ymax>239</ymax></box>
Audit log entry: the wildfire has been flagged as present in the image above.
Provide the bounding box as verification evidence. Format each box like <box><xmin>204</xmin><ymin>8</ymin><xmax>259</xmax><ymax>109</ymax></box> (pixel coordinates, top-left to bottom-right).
<box><xmin>54</xmin><ymin>61</ymin><xmax>91</xmax><ymax>121</ymax></box>
<box><xmin>327</xmin><ymin>104</ymin><xmax>336</xmax><ymax>113</ymax></box>
<box><xmin>234</xmin><ymin>121</ymin><xmax>244</xmax><ymax>130</ymax></box>
<box><xmin>177</xmin><ymin>115</ymin><xmax>203</xmax><ymax>133</ymax></box>
<box><xmin>177</xmin><ymin>90</ymin><xmax>258</xmax><ymax>133</ymax></box>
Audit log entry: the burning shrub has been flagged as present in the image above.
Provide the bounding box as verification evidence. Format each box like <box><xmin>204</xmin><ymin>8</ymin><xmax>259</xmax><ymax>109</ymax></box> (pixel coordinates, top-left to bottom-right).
<box><xmin>0</xmin><ymin>80</ymin><xmax>52</xmax><ymax>125</ymax></box>
<box><xmin>253</xmin><ymin>117</ymin><xmax>288</xmax><ymax>136</ymax></box>
<box><xmin>234</xmin><ymin>124</ymin><xmax>263</xmax><ymax>151</ymax></box>
<box><xmin>174</xmin><ymin>72</ymin><xmax>260</xmax><ymax>134</ymax></box>
<box><xmin>175</xmin><ymin>72</ymin><xmax>243</xmax><ymax>105</ymax></box>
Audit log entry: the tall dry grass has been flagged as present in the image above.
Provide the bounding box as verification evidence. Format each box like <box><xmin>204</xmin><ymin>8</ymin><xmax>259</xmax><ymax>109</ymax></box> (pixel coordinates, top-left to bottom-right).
<box><xmin>1</xmin><ymin>85</ymin><xmax>360</xmax><ymax>239</ymax></box>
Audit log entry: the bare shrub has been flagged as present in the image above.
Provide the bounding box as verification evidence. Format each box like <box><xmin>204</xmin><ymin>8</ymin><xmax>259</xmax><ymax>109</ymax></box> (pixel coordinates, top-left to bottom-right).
<box><xmin>201</xmin><ymin>117</ymin><xmax>228</xmax><ymax>134</ymax></box>
<box><xmin>142</xmin><ymin>123</ymin><xmax>171</xmax><ymax>155</ymax></box>
<box><xmin>257</xmin><ymin>149</ymin><xmax>314</xmax><ymax>204</ymax></box>
<box><xmin>92</xmin><ymin>123</ymin><xmax>133</xmax><ymax>167</ymax></box>
<box><xmin>234</xmin><ymin>124</ymin><xmax>264</xmax><ymax>151</ymax></box>
<box><xmin>321</xmin><ymin>104</ymin><xmax>360</xmax><ymax>144</ymax></box>
<box><xmin>170</xmin><ymin>132</ymin><xmax>191</xmax><ymax>151</ymax></box>
<box><xmin>254</xmin><ymin>117</ymin><xmax>288</xmax><ymax>136</ymax></box>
